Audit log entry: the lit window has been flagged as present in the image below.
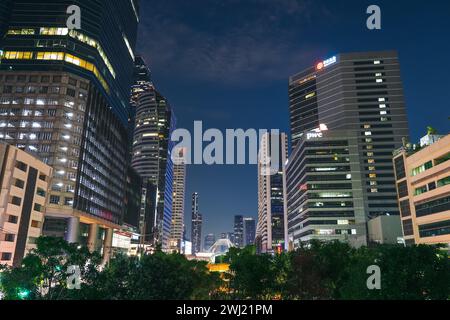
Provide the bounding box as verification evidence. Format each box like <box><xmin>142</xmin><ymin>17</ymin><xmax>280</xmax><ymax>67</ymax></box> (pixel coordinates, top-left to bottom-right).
<box><xmin>374</xmin><ymin>60</ymin><xmax>381</xmax><ymax>64</ymax></box>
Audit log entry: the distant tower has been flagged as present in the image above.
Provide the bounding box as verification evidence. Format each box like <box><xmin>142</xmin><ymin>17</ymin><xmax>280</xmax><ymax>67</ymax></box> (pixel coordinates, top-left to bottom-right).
<box><xmin>256</xmin><ymin>132</ymin><xmax>288</xmax><ymax>253</ymax></box>
<box><xmin>191</xmin><ymin>193</ymin><xmax>202</xmax><ymax>254</ymax></box>
<box><xmin>169</xmin><ymin>148</ymin><xmax>186</xmax><ymax>252</ymax></box>
<box><xmin>204</xmin><ymin>233</ymin><xmax>216</xmax><ymax>252</ymax></box>
<box><xmin>243</xmin><ymin>217</ymin><xmax>256</xmax><ymax>246</ymax></box>
<box><xmin>131</xmin><ymin>57</ymin><xmax>175</xmax><ymax>251</ymax></box>
<box><xmin>233</xmin><ymin>215</ymin><xmax>244</xmax><ymax>248</ymax></box>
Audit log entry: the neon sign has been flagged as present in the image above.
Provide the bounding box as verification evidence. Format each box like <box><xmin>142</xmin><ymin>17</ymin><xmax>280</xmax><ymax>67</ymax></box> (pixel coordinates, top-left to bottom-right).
<box><xmin>316</xmin><ymin>56</ymin><xmax>337</xmax><ymax>71</ymax></box>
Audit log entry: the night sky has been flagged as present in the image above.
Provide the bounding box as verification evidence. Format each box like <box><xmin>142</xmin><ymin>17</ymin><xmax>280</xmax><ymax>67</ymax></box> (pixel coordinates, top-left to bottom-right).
<box><xmin>136</xmin><ymin>0</ymin><xmax>450</xmax><ymax>239</ymax></box>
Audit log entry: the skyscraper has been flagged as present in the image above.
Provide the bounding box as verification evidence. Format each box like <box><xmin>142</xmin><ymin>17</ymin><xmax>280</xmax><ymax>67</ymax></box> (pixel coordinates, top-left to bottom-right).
<box><xmin>169</xmin><ymin>148</ymin><xmax>186</xmax><ymax>252</ymax></box>
<box><xmin>191</xmin><ymin>192</ymin><xmax>202</xmax><ymax>254</ymax></box>
<box><xmin>233</xmin><ymin>215</ymin><xmax>244</xmax><ymax>248</ymax></box>
<box><xmin>0</xmin><ymin>0</ymin><xmax>12</xmax><ymax>37</ymax></box>
<box><xmin>0</xmin><ymin>0</ymin><xmax>139</xmax><ymax>260</ymax></box>
<box><xmin>131</xmin><ymin>60</ymin><xmax>175</xmax><ymax>251</ymax></box>
<box><xmin>204</xmin><ymin>233</ymin><xmax>216</xmax><ymax>252</ymax></box>
<box><xmin>243</xmin><ymin>217</ymin><xmax>256</xmax><ymax>246</ymax></box>
<box><xmin>286</xmin><ymin>128</ymin><xmax>368</xmax><ymax>248</ymax></box>
<box><xmin>288</xmin><ymin>51</ymin><xmax>409</xmax><ymax>222</ymax></box>
<box><xmin>256</xmin><ymin>132</ymin><xmax>289</xmax><ymax>253</ymax></box>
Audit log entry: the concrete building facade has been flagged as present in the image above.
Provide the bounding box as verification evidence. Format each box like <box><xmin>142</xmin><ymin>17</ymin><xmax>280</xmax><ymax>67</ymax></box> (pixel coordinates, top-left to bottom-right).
<box><xmin>0</xmin><ymin>142</ymin><xmax>52</xmax><ymax>266</ymax></box>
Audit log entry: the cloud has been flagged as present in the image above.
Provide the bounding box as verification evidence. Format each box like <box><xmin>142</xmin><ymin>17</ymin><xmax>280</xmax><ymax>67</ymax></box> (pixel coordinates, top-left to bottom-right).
<box><xmin>137</xmin><ymin>0</ymin><xmax>331</xmax><ymax>84</ymax></box>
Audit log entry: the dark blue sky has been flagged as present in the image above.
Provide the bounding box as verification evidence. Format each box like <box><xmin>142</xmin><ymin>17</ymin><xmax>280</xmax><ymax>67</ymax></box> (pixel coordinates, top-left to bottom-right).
<box><xmin>136</xmin><ymin>0</ymin><xmax>450</xmax><ymax>239</ymax></box>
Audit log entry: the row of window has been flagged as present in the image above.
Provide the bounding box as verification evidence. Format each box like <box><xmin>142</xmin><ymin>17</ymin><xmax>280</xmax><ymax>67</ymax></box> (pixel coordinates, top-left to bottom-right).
<box><xmin>411</xmin><ymin>153</ymin><xmax>450</xmax><ymax>177</ymax></box>
<box><xmin>1</xmin><ymin>51</ymin><xmax>109</xmax><ymax>92</ymax></box>
<box><xmin>0</xmin><ymin>74</ymin><xmax>88</xmax><ymax>89</ymax></box>
<box><xmin>415</xmin><ymin>196</ymin><xmax>450</xmax><ymax>218</ymax></box>
<box><xmin>414</xmin><ymin>176</ymin><xmax>450</xmax><ymax>196</ymax></box>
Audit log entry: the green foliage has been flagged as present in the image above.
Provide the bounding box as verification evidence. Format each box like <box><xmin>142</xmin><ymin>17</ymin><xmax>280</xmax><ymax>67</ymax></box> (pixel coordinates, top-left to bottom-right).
<box><xmin>99</xmin><ymin>251</ymin><xmax>220</xmax><ymax>300</ymax></box>
<box><xmin>1</xmin><ymin>237</ymin><xmax>449</xmax><ymax>300</ymax></box>
<box><xmin>0</xmin><ymin>237</ymin><xmax>101</xmax><ymax>300</ymax></box>
<box><xmin>224</xmin><ymin>245</ymin><xmax>289</xmax><ymax>300</ymax></box>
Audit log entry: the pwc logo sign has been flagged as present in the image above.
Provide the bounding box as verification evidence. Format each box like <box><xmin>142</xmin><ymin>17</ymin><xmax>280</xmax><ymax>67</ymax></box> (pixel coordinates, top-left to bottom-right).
<box><xmin>316</xmin><ymin>56</ymin><xmax>337</xmax><ymax>71</ymax></box>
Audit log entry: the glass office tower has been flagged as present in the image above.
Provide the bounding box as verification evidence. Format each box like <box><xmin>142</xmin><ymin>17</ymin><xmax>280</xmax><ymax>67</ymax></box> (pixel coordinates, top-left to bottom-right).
<box><xmin>289</xmin><ymin>51</ymin><xmax>409</xmax><ymax>225</ymax></box>
<box><xmin>0</xmin><ymin>0</ymin><xmax>139</xmax><ymax>259</ymax></box>
<box><xmin>130</xmin><ymin>56</ymin><xmax>175</xmax><ymax>251</ymax></box>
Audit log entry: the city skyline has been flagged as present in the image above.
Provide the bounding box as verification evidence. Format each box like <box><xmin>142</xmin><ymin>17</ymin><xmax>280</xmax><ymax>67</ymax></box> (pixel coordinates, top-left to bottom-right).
<box><xmin>136</xmin><ymin>0</ymin><xmax>450</xmax><ymax>237</ymax></box>
<box><xmin>0</xmin><ymin>0</ymin><xmax>449</xmax><ymax>304</ymax></box>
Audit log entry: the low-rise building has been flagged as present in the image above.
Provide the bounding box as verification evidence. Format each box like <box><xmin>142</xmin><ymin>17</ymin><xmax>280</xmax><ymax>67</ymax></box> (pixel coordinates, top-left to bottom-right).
<box><xmin>393</xmin><ymin>134</ymin><xmax>450</xmax><ymax>247</ymax></box>
<box><xmin>0</xmin><ymin>142</ymin><xmax>52</xmax><ymax>266</ymax></box>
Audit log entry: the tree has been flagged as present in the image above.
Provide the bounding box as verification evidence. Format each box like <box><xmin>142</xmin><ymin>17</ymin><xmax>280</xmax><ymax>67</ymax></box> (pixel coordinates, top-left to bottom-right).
<box><xmin>224</xmin><ymin>246</ymin><xmax>289</xmax><ymax>300</ymax></box>
<box><xmin>286</xmin><ymin>241</ymin><xmax>354</xmax><ymax>300</ymax></box>
<box><xmin>0</xmin><ymin>237</ymin><xmax>102</xmax><ymax>300</ymax></box>
<box><xmin>98</xmin><ymin>251</ymin><xmax>220</xmax><ymax>300</ymax></box>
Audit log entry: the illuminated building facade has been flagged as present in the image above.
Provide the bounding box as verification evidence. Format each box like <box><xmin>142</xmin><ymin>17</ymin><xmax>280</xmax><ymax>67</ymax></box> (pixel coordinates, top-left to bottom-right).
<box><xmin>243</xmin><ymin>217</ymin><xmax>256</xmax><ymax>246</ymax></box>
<box><xmin>286</xmin><ymin>128</ymin><xmax>368</xmax><ymax>248</ymax></box>
<box><xmin>233</xmin><ymin>215</ymin><xmax>244</xmax><ymax>248</ymax></box>
<box><xmin>131</xmin><ymin>70</ymin><xmax>175</xmax><ymax>251</ymax></box>
<box><xmin>191</xmin><ymin>192</ymin><xmax>202</xmax><ymax>254</ymax></box>
<box><xmin>0</xmin><ymin>0</ymin><xmax>139</xmax><ymax>260</ymax></box>
<box><xmin>393</xmin><ymin>134</ymin><xmax>450</xmax><ymax>247</ymax></box>
<box><xmin>169</xmin><ymin>148</ymin><xmax>186</xmax><ymax>252</ymax></box>
<box><xmin>289</xmin><ymin>51</ymin><xmax>409</xmax><ymax>226</ymax></box>
<box><xmin>256</xmin><ymin>132</ymin><xmax>288</xmax><ymax>253</ymax></box>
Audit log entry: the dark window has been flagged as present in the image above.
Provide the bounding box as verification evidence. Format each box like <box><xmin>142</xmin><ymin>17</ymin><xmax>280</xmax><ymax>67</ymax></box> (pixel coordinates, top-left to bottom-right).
<box><xmin>419</xmin><ymin>220</ymin><xmax>450</xmax><ymax>238</ymax></box>
<box><xmin>66</xmin><ymin>88</ymin><xmax>76</xmax><ymax>97</ymax></box>
<box><xmin>4</xmin><ymin>234</ymin><xmax>15</xmax><ymax>242</ymax></box>
<box><xmin>8</xmin><ymin>215</ymin><xmax>18</xmax><ymax>224</ymax></box>
<box><xmin>36</xmin><ymin>188</ymin><xmax>46</xmax><ymax>197</ymax></box>
<box><xmin>14</xmin><ymin>179</ymin><xmax>25</xmax><ymax>189</ymax></box>
<box><xmin>402</xmin><ymin>219</ymin><xmax>414</xmax><ymax>236</ymax></box>
<box><xmin>39</xmin><ymin>174</ymin><xmax>47</xmax><ymax>181</ymax></box>
<box><xmin>415</xmin><ymin>196</ymin><xmax>450</xmax><ymax>218</ymax></box>
<box><xmin>1</xmin><ymin>253</ymin><xmax>12</xmax><ymax>261</ymax></box>
<box><xmin>33</xmin><ymin>203</ymin><xmax>42</xmax><ymax>212</ymax></box>
<box><xmin>397</xmin><ymin>181</ymin><xmax>408</xmax><ymax>198</ymax></box>
<box><xmin>394</xmin><ymin>156</ymin><xmax>406</xmax><ymax>180</ymax></box>
<box><xmin>15</xmin><ymin>161</ymin><xmax>28</xmax><ymax>172</ymax></box>
<box><xmin>400</xmin><ymin>200</ymin><xmax>411</xmax><ymax>218</ymax></box>
<box><xmin>428</xmin><ymin>181</ymin><xmax>436</xmax><ymax>191</ymax></box>
<box><xmin>11</xmin><ymin>196</ymin><xmax>22</xmax><ymax>206</ymax></box>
